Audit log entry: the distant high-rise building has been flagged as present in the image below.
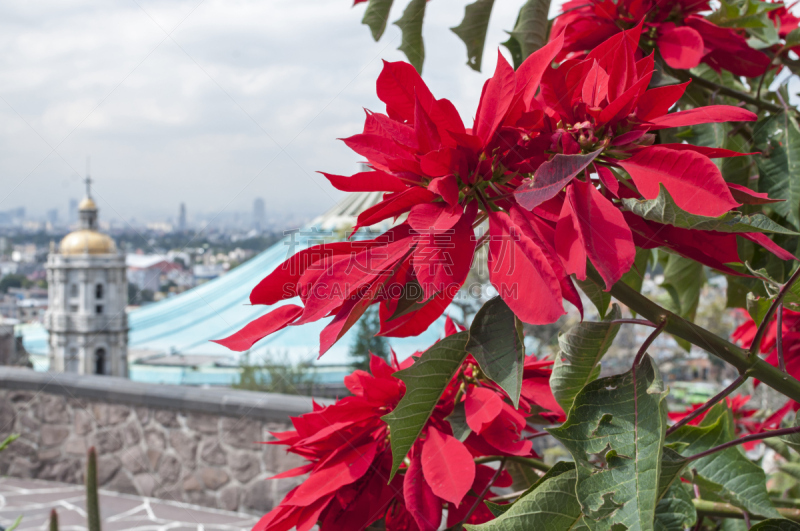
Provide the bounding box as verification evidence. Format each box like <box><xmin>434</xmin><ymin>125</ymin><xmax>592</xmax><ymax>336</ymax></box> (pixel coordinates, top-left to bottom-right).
<box><xmin>46</xmin><ymin>208</ymin><xmax>58</xmax><ymax>226</ymax></box>
<box><xmin>68</xmin><ymin>199</ymin><xmax>78</xmax><ymax>225</ymax></box>
<box><xmin>178</xmin><ymin>203</ymin><xmax>187</xmax><ymax>232</ymax></box>
<box><xmin>253</xmin><ymin>197</ymin><xmax>265</xmax><ymax>231</ymax></box>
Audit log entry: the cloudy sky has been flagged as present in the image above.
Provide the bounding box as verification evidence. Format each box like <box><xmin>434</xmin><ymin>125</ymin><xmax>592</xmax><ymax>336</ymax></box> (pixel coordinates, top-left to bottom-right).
<box><xmin>0</xmin><ymin>0</ymin><xmax>565</xmax><ymax>225</ymax></box>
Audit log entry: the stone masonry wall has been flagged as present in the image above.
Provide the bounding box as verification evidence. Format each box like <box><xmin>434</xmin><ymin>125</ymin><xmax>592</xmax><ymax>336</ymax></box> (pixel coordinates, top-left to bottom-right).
<box><xmin>0</xmin><ymin>368</ymin><xmax>322</xmax><ymax>514</ymax></box>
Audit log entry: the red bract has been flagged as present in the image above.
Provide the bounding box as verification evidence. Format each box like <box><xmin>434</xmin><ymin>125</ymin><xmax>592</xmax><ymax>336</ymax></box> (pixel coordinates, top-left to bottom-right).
<box><xmin>552</xmin><ymin>0</ymin><xmax>772</xmax><ymax>76</ymax></box>
<box><xmin>214</xmin><ymin>27</ymin><xmax>776</xmax><ymax>355</ymax></box>
<box><xmin>733</xmin><ymin>307</ymin><xmax>800</xmax><ymax>383</ymax></box>
<box><xmin>254</xmin><ymin>346</ymin><xmax>562</xmax><ymax>531</ymax></box>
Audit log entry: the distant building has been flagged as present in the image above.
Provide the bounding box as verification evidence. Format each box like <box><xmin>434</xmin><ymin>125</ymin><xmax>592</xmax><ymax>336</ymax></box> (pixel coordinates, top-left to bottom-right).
<box><xmin>126</xmin><ymin>254</ymin><xmax>183</xmax><ymax>292</ymax></box>
<box><xmin>178</xmin><ymin>203</ymin><xmax>187</xmax><ymax>232</ymax></box>
<box><xmin>44</xmin><ymin>177</ymin><xmax>128</xmax><ymax>377</ymax></box>
<box><xmin>68</xmin><ymin>198</ymin><xmax>78</xmax><ymax>225</ymax></box>
<box><xmin>46</xmin><ymin>208</ymin><xmax>58</xmax><ymax>227</ymax></box>
<box><xmin>253</xmin><ymin>197</ymin><xmax>265</xmax><ymax>231</ymax></box>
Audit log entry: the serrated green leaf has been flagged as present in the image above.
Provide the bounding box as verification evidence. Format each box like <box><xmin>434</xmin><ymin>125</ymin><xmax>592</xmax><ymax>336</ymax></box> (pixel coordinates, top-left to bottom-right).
<box><xmin>622</xmin><ymin>185</ymin><xmax>798</xmax><ymax>235</ymax></box>
<box><xmin>382</xmin><ymin>331</ymin><xmax>469</xmax><ymax>478</ymax></box>
<box><xmin>667</xmin><ymin>402</ymin><xmax>781</xmax><ymax>519</ymax></box>
<box><xmin>361</xmin><ymin>0</ymin><xmax>394</xmax><ymax>40</ymax></box>
<box><xmin>466</xmin><ymin>296</ymin><xmax>525</xmax><ymax>407</ymax></box>
<box><xmin>550</xmin><ymin>305</ymin><xmax>621</xmax><ymax>413</ymax></box>
<box><xmin>750</xmin><ymin>519</ymin><xmax>800</xmax><ymax>530</ymax></box>
<box><xmin>575</xmin><ymin>276</ymin><xmax>613</xmax><ymax>318</ymax></box>
<box><xmin>466</xmin><ymin>466</ymin><xmax>587</xmax><ymax>530</ymax></box>
<box><xmin>548</xmin><ymin>355</ymin><xmax>668</xmax><ymax>530</ymax></box>
<box><xmin>754</xmin><ymin>112</ymin><xmax>800</xmax><ymax>230</ymax></box>
<box><xmin>450</xmin><ymin>0</ymin><xmax>495</xmax><ymax>72</ymax></box>
<box><xmin>487</xmin><ymin>461</ymin><xmax>577</xmax><ymax>517</ymax></box>
<box><xmin>394</xmin><ymin>0</ymin><xmax>427</xmax><ymax>72</ymax></box>
<box><xmin>654</xmin><ymin>482</ymin><xmax>697</xmax><ymax>531</ymax></box>
<box><xmin>501</xmin><ymin>0</ymin><xmax>551</xmax><ymax>69</ymax></box>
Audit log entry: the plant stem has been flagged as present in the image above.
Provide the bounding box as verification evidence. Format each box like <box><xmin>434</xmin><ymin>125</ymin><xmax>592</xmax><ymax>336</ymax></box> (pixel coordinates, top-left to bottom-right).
<box><xmin>474</xmin><ymin>455</ymin><xmax>550</xmax><ymax>472</ymax></box>
<box><xmin>457</xmin><ymin>457</ymin><xmax>507</xmax><ymax>529</ymax></box>
<box><xmin>86</xmin><ymin>446</ymin><xmax>101</xmax><ymax>531</ymax></box>
<box><xmin>779</xmin><ymin>303</ymin><xmax>786</xmax><ymax>372</ymax></box>
<box><xmin>750</xmin><ymin>266</ymin><xmax>800</xmax><ymax>357</ymax></box>
<box><xmin>679</xmin><ymin>74</ymin><xmax>785</xmax><ymax>113</ymax></box>
<box><xmin>610</xmin><ymin>319</ymin><xmax>658</xmax><ymax>327</ymax></box>
<box><xmin>666</xmin><ymin>375</ymin><xmax>747</xmax><ymax>436</ymax></box>
<box><xmin>633</xmin><ymin>319</ymin><xmax>666</xmax><ymax>368</ymax></box>
<box><xmin>693</xmin><ymin>499</ymin><xmax>800</xmax><ymax>522</ymax></box>
<box><xmin>686</xmin><ymin>425</ymin><xmax>800</xmax><ymax>462</ymax></box>
<box><xmin>589</xmin><ymin>268</ymin><xmax>800</xmax><ymax>402</ymax></box>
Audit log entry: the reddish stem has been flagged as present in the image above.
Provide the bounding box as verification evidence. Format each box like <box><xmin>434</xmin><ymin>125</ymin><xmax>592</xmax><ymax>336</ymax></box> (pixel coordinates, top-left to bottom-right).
<box><xmin>686</xmin><ymin>425</ymin><xmax>800</xmax><ymax>462</ymax></box>
<box><xmin>666</xmin><ymin>375</ymin><xmax>746</xmax><ymax>436</ymax></box>
<box><xmin>750</xmin><ymin>266</ymin><xmax>800</xmax><ymax>357</ymax></box>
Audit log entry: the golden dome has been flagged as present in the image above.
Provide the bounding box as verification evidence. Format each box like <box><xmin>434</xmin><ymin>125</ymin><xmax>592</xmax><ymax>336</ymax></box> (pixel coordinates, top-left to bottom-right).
<box><xmin>59</xmin><ymin>230</ymin><xmax>116</xmax><ymax>255</ymax></box>
<box><xmin>78</xmin><ymin>197</ymin><xmax>97</xmax><ymax>211</ymax></box>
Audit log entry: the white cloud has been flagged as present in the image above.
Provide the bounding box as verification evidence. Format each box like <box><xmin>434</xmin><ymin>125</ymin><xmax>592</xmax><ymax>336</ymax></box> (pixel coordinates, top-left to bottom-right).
<box><xmin>0</xmin><ymin>0</ymin><xmax>565</xmax><ymax>225</ymax></box>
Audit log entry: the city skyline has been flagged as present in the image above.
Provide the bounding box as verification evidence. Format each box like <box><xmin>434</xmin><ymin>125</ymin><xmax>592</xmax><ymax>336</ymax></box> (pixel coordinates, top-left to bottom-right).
<box><xmin>0</xmin><ymin>0</ymin><xmax>554</xmax><ymax>226</ymax></box>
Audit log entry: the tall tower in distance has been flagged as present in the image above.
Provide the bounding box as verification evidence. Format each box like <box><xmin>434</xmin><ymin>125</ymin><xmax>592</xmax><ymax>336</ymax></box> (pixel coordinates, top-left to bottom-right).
<box><xmin>253</xmin><ymin>197</ymin><xmax>265</xmax><ymax>232</ymax></box>
<box><xmin>44</xmin><ymin>176</ymin><xmax>128</xmax><ymax>377</ymax></box>
<box><xmin>178</xmin><ymin>202</ymin><xmax>187</xmax><ymax>232</ymax></box>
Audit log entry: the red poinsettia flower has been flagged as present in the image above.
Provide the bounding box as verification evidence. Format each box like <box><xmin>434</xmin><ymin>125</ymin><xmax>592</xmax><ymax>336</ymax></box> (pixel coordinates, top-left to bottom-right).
<box><xmin>552</xmin><ymin>0</ymin><xmax>772</xmax><ymax>76</ymax></box>
<box><xmin>733</xmin><ymin>307</ymin><xmax>800</xmax><ymax>381</ymax></box>
<box><xmin>212</xmin><ymin>26</ymin><xmax>785</xmax><ymax>356</ymax></box>
<box><xmin>255</xmin><ymin>342</ymin><xmax>562</xmax><ymax>531</ymax></box>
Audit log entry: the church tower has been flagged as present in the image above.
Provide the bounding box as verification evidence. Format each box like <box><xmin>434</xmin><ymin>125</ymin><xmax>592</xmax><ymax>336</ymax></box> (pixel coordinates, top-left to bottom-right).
<box><xmin>45</xmin><ymin>177</ymin><xmax>128</xmax><ymax>377</ymax></box>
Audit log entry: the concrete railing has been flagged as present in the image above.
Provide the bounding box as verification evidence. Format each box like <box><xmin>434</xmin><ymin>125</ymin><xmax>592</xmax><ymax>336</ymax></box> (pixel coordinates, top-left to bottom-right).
<box><xmin>0</xmin><ymin>367</ymin><xmax>328</xmax><ymax>514</ymax></box>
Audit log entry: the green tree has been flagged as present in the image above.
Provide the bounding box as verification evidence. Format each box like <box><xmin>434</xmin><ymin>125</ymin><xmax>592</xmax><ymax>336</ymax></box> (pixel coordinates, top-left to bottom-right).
<box><xmin>349</xmin><ymin>305</ymin><xmax>390</xmax><ymax>372</ymax></box>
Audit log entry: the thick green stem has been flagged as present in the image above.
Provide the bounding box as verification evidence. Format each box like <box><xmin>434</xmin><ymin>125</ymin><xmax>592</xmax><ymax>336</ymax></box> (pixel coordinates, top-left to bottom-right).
<box><xmin>49</xmin><ymin>509</ymin><xmax>59</xmax><ymax>531</ymax></box>
<box><xmin>693</xmin><ymin>499</ymin><xmax>800</xmax><ymax>522</ymax></box>
<box><xmin>590</xmin><ymin>269</ymin><xmax>800</xmax><ymax>402</ymax></box>
<box><xmin>677</xmin><ymin>73</ymin><xmax>785</xmax><ymax>114</ymax></box>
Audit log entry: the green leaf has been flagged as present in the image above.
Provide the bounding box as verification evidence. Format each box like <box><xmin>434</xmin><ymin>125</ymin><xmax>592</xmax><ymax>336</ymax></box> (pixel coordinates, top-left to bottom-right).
<box><xmin>550</xmin><ymin>305</ymin><xmax>621</xmax><ymax>414</ymax></box>
<box><xmin>382</xmin><ymin>331</ymin><xmax>469</xmax><ymax>478</ymax></box>
<box><xmin>786</xmin><ymin>28</ymin><xmax>800</xmax><ymax>48</ymax></box>
<box><xmin>361</xmin><ymin>0</ymin><xmax>394</xmax><ymax>40</ymax></box>
<box><xmin>622</xmin><ymin>184</ymin><xmax>798</xmax><ymax>236</ymax></box>
<box><xmin>0</xmin><ymin>433</ymin><xmax>18</xmax><ymax>452</ymax></box>
<box><xmin>754</xmin><ymin>112</ymin><xmax>800</xmax><ymax>230</ymax></box>
<box><xmin>466</xmin><ymin>466</ymin><xmax>587</xmax><ymax>530</ymax></box>
<box><xmin>654</xmin><ymin>482</ymin><xmax>697</xmax><ymax>531</ymax></box>
<box><xmin>575</xmin><ymin>276</ymin><xmax>613</xmax><ymax>318</ymax></box>
<box><xmin>621</xmin><ymin>247</ymin><xmax>652</xmax><ymax>294</ymax></box>
<box><xmin>747</xmin><ymin>292</ymin><xmax>772</xmax><ymax>325</ymax></box>
<box><xmin>466</xmin><ymin>296</ymin><xmax>525</xmax><ymax>407</ymax></box>
<box><xmin>6</xmin><ymin>516</ymin><xmax>21</xmax><ymax>531</ymax></box>
<box><xmin>750</xmin><ymin>519</ymin><xmax>800</xmax><ymax>530</ymax></box>
<box><xmin>661</xmin><ymin>252</ymin><xmax>705</xmax><ymax>322</ymax></box>
<box><xmin>667</xmin><ymin>402</ymin><xmax>781</xmax><ymax>519</ymax></box>
<box><xmin>445</xmin><ymin>401</ymin><xmax>471</xmax><ymax>442</ymax></box>
<box><xmin>501</xmin><ymin>0</ymin><xmax>551</xmax><ymax>69</ymax></box>
<box><xmin>450</xmin><ymin>0</ymin><xmax>495</xmax><ymax>72</ymax></box>
<box><xmin>548</xmin><ymin>355</ymin><xmax>669</xmax><ymax>530</ymax></box>
<box><xmin>779</xmin><ymin>462</ymin><xmax>800</xmax><ymax>481</ymax></box>
<box><xmin>394</xmin><ymin>0</ymin><xmax>427</xmax><ymax>72</ymax></box>
<box><xmin>781</xmin><ymin>411</ymin><xmax>800</xmax><ymax>455</ymax></box>
<box><xmin>486</xmin><ymin>461</ymin><xmax>577</xmax><ymax>517</ymax></box>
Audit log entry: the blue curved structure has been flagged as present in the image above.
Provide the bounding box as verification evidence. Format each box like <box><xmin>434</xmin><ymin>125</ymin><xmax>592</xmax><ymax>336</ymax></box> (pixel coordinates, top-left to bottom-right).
<box><xmin>21</xmin><ymin>193</ymin><xmax>445</xmax><ymax>381</ymax></box>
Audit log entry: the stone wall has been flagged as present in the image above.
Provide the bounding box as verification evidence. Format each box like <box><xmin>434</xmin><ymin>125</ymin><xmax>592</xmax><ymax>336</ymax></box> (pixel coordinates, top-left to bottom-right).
<box><xmin>0</xmin><ymin>367</ymin><xmax>326</xmax><ymax>514</ymax></box>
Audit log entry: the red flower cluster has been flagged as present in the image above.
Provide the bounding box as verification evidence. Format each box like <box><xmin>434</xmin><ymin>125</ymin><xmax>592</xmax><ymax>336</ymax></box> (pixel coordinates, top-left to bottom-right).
<box><xmin>255</xmin><ymin>327</ymin><xmax>563</xmax><ymax>531</ymax></box>
<box><xmin>215</xmin><ymin>27</ymin><xmax>777</xmax><ymax>356</ymax></box>
<box><xmin>734</xmin><ymin>307</ymin><xmax>800</xmax><ymax>382</ymax></box>
<box><xmin>552</xmin><ymin>0</ymin><xmax>772</xmax><ymax>76</ymax></box>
